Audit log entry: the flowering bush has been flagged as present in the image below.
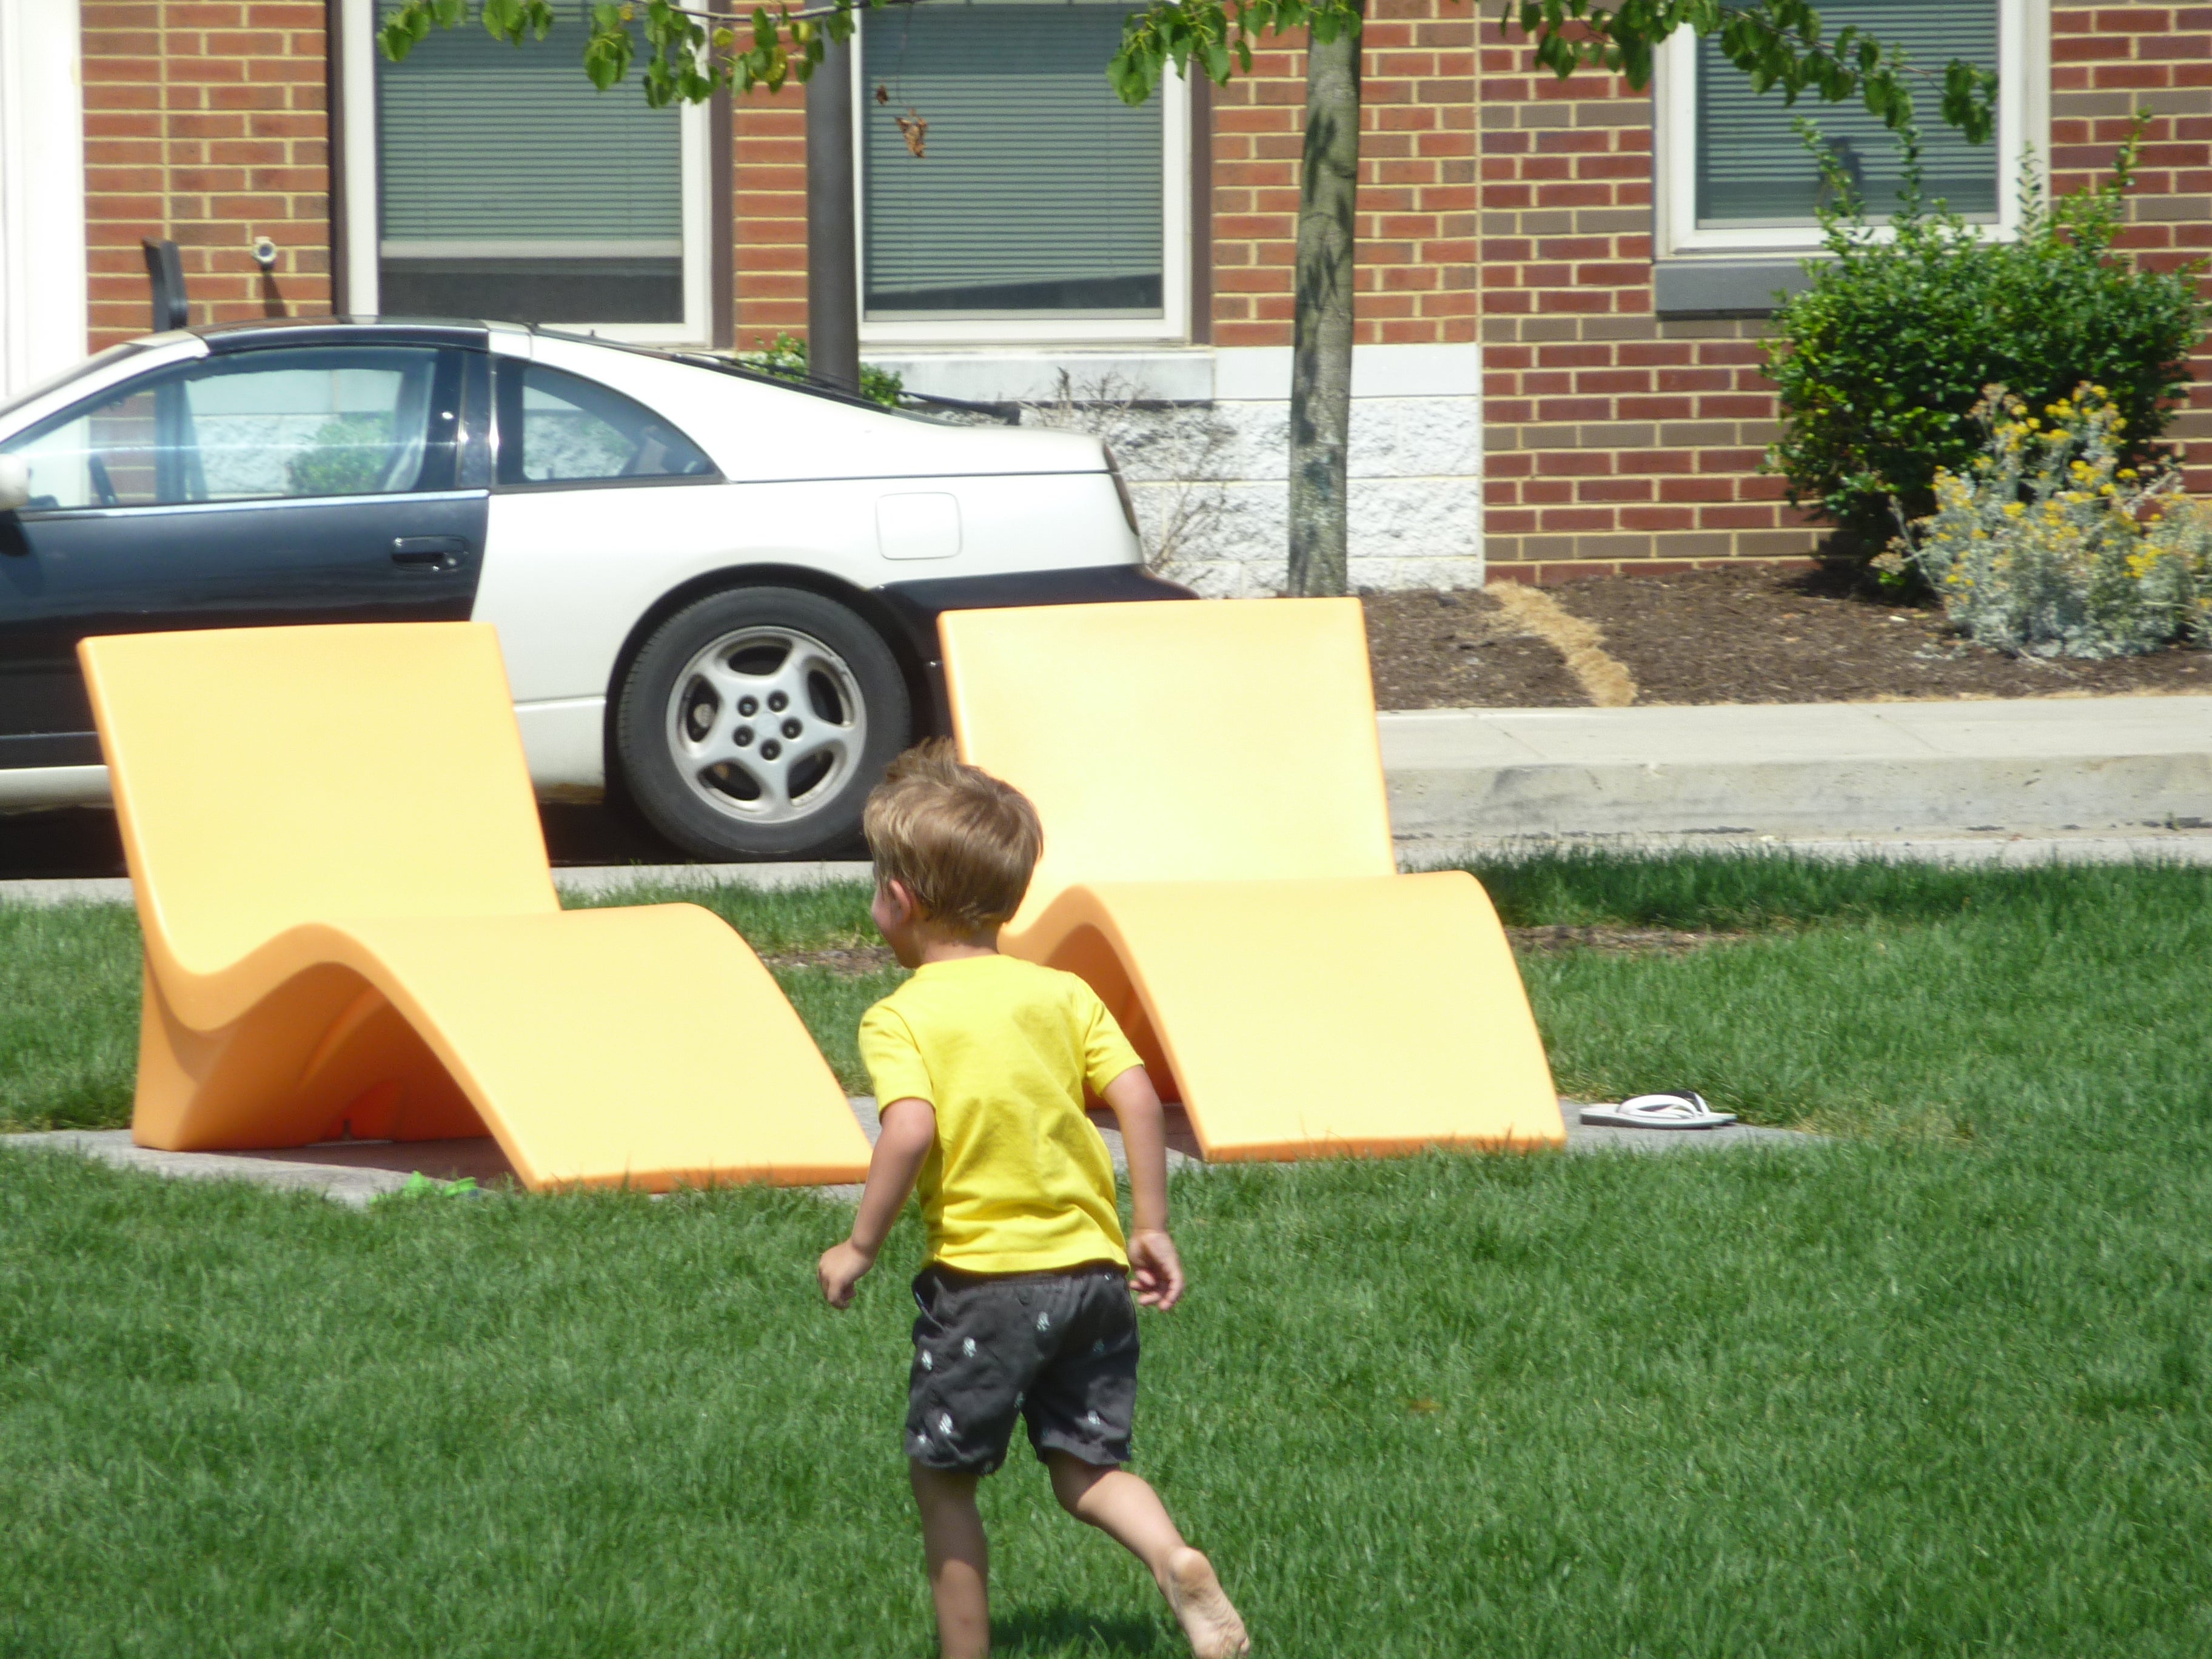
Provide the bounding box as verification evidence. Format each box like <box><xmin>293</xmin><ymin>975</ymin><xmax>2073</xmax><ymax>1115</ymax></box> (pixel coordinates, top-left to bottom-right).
<box><xmin>1892</xmin><ymin>384</ymin><xmax>2212</xmax><ymax>658</ymax></box>
<box><xmin>1763</xmin><ymin>118</ymin><xmax>2208</xmax><ymax>565</ymax></box>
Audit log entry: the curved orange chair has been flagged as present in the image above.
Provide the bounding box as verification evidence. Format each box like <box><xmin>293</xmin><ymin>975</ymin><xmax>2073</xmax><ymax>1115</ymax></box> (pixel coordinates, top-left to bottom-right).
<box><xmin>940</xmin><ymin>598</ymin><xmax>1563</xmax><ymax>1161</ymax></box>
<box><xmin>79</xmin><ymin>622</ymin><xmax>870</xmax><ymax>1191</ymax></box>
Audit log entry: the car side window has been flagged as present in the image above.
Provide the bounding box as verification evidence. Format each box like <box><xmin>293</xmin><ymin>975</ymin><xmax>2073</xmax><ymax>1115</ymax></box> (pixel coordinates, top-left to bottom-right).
<box><xmin>3</xmin><ymin>346</ymin><xmax>448</xmax><ymax>510</ymax></box>
<box><xmin>494</xmin><ymin>361</ymin><xmax>715</xmax><ymax>486</ymax></box>
<box><xmin>6</xmin><ymin>384</ymin><xmax>165</xmax><ymax>509</ymax></box>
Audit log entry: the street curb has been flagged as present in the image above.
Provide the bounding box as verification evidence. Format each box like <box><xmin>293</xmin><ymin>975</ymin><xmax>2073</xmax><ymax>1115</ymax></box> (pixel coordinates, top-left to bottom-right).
<box><xmin>1379</xmin><ymin>698</ymin><xmax>2212</xmax><ymax>841</ymax></box>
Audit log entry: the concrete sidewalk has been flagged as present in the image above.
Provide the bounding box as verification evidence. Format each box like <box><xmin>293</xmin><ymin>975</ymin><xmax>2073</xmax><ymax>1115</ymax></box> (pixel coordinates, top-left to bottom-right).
<box><xmin>4</xmin><ymin>1103</ymin><xmax>1818</xmax><ymax>1207</ymax></box>
<box><xmin>1381</xmin><ymin>695</ymin><xmax>2212</xmax><ymax>845</ymax></box>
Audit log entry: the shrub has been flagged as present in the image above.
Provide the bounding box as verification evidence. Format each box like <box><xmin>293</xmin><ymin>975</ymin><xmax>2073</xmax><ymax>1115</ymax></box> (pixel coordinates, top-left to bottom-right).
<box><xmin>284</xmin><ymin>414</ymin><xmax>397</xmax><ymax>497</ymax></box>
<box><xmin>736</xmin><ymin>331</ymin><xmax>905</xmax><ymax>410</ymax></box>
<box><xmin>1893</xmin><ymin>384</ymin><xmax>2211</xmax><ymax>658</ymax></box>
<box><xmin>1762</xmin><ymin>119</ymin><xmax>2208</xmax><ymax>565</ymax></box>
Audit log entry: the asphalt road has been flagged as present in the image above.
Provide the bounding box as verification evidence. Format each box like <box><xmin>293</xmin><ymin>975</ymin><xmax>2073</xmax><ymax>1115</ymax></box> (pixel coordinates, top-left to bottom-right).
<box><xmin>0</xmin><ymin>802</ymin><xmax>756</xmax><ymax>880</ymax></box>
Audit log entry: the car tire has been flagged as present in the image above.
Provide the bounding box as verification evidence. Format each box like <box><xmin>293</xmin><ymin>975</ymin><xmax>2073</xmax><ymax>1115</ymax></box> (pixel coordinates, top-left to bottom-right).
<box><xmin>615</xmin><ymin>586</ymin><xmax>910</xmax><ymax>860</ymax></box>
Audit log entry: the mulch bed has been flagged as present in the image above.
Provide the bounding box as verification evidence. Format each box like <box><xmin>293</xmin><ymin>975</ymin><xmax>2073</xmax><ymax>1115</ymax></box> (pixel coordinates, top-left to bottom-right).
<box><xmin>1364</xmin><ymin>566</ymin><xmax>2212</xmax><ymax>709</ymax></box>
<box><xmin>1362</xmin><ymin>588</ymin><xmax>1588</xmax><ymax>709</ymax></box>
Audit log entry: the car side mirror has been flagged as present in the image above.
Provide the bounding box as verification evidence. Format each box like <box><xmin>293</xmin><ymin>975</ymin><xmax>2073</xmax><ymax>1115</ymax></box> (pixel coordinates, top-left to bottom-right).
<box><xmin>0</xmin><ymin>455</ymin><xmax>29</xmax><ymax>514</ymax></box>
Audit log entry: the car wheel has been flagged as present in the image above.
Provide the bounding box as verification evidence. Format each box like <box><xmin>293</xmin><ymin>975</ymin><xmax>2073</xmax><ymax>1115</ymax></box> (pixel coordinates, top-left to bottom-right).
<box><xmin>615</xmin><ymin>586</ymin><xmax>910</xmax><ymax>860</ymax></box>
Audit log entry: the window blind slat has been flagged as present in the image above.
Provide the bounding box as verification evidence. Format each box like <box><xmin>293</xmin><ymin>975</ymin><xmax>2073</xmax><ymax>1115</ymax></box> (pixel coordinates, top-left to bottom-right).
<box><xmin>863</xmin><ymin>3</ymin><xmax>1164</xmax><ymax>314</ymax></box>
<box><xmin>377</xmin><ymin>9</ymin><xmax>681</xmax><ymax>247</ymax></box>
<box><xmin>1696</xmin><ymin>0</ymin><xmax>2000</xmax><ymax>227</ymax></box>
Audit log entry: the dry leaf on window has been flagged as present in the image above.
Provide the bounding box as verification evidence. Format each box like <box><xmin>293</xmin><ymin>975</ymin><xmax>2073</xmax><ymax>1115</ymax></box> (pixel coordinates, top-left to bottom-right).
<box><xmin>874</xmin><ymin>82</ymin><xmax>890</xmax><ymax>104</ymax></box>
<box><xmin>896</xmin><ymin>109</ymin><xmax>927</xmax><ymax>158</ymax></box>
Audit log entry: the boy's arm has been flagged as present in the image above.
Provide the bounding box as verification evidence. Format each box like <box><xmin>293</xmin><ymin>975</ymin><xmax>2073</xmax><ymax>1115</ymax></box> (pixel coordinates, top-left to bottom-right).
<box><xmin>1101</xmin><ymin>1066</ymin><xmax>1185</xmax><ymax>1312</ymax></box>
<box><xmin>819</xmin><ymin>1097</ymin><xmax>935</xmax><ymax>1309</ymax></box>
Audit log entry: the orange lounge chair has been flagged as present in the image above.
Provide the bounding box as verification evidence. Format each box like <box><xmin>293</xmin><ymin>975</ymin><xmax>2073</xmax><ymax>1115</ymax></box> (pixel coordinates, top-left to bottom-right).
<box><xmin>79</xmin><ymin>622</ymin><xmax>870</xmax><ymax>1191</ymax></box>
<box><xmin>940</xmin><ymin>598</ymin><xmax>1563</xmax><ymax>1161</ymax></box>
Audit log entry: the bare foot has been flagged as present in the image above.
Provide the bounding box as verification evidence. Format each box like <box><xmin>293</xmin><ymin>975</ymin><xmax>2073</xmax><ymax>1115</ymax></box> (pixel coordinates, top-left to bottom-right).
<box><xmin>1164</xmin><ymin>1547</ymin><xmax>1250</xmax><ymax>1658</ymax></box>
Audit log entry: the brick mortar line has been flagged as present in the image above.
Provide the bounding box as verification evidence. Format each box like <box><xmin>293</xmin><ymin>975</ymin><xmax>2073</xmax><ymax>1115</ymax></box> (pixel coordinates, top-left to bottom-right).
<box><xmin>161</xmin><ymin>1</ymin><xmax>174</xmax><ymax>272</ymax></box>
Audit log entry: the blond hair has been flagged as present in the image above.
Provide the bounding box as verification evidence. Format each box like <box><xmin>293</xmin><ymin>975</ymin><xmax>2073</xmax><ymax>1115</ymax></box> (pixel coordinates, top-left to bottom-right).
<box><xmin>863</xmin><ymin>740</ymin><xmax>1042</xmax><ymax>934</ymax></box>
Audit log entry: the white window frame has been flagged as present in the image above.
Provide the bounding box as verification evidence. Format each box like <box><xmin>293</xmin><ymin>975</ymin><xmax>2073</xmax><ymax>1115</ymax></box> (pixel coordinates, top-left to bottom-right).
<box><xmin>853</xmin><ymin>29</ymin><xmax>1190</xmax><ymax>347</ymax></box>
<box><xmin>0</xmin><ymin>0</ymin><xmax>87</xmax><ymax>394</ymax></box>
<box><xmin>1654</xmin><ymin>0</ymin><xmax>2049</xmax><ymax>259</ymax></box>
<box><xmin>339</xmin><ymin>0</ymin><xmax>713</xmax><ymax>345</ymax></box>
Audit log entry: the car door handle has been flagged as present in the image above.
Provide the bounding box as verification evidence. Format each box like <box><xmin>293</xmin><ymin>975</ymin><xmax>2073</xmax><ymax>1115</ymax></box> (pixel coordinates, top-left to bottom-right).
<box><xmin>390</xmin><ymin>536</ymin><xmax>469</xmax><ymax>569</ymax></box>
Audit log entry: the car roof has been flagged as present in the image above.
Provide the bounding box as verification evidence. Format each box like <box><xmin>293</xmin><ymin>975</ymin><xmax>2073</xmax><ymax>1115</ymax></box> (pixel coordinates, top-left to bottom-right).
<box><xmin>195</xmin><ymin>317</ymin><xmax>492</xmax><ymax>353</ymax></box>
<box><xmin>190</xmin><ymin>316</ymin><xmax>936</xmax><ymax>420</ymax></box>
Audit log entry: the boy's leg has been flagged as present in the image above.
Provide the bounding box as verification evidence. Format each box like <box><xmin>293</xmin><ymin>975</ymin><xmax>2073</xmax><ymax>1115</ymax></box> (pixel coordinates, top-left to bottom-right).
<box><xmin>1044</xmin><ymin>1452</ymin><xmax>1181</xmax><ymax>1576</ymax></box>
<box><xmin>911</xmin><ymin>1461</ymin><xmax>991</xmax><ymax>1659</ymax></box>
<box><xmin>1045</xmin><ymin>1452</ymin><xmax>1249</xmax><ymax>1659</ymax></box>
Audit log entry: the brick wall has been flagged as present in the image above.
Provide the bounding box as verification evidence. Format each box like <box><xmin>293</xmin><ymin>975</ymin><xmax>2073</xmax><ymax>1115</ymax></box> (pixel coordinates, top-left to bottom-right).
<box><xmin>732</xmin><ymin>81</ymin><xmax>808</xmax><ymax>349</ymax></box>
<box><xmin>1480</xmin><ymin>5</ymin><xmax>2212</xmax><ymax>586</ymax></box>
<box><xmin>82</xmin><ymin>1</ymin><xmax>332</xmax><ymax>349</ymax></box>
<box><xmin>1210</xmin><ymin>0</ymin><xmax>1476</xmax><ymax>347</ymax></box>
<box><xmin>72</xmin><ymin>5</ymin><xmax>1481</xmax><ymax>361</ymax></box>
<box><xmin>2049</xmin><ymin>4</ymin><xmax>2212</xmax><ymax>493</ymax></box>
<box><xmin>1476</xmin><ymin>22</ymin><xmax>1805</xmax><ymax>586</ymax></box>
<box><xmin>752</xmin><ymin>0</ymin><xmax>1476</xmax><ymax>354</ymax></box>
<box><xmin>1212</xmin><ymin>0</ymin><xmax>1469</xmax><ymax>345</ymax></box>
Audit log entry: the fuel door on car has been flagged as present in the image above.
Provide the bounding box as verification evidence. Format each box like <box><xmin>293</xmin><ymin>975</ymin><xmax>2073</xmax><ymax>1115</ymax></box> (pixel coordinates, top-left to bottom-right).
<box><xmin>876</xmin><ymin>491</ymin><xmax>962</xmax><ymax>561</ymax></box>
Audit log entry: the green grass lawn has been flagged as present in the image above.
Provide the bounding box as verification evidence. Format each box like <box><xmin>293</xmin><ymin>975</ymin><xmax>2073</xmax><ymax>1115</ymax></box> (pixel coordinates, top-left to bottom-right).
<box><xmin>4</xmin><ymin>856</ymin><xmax>2211</xmax><ymax>1655</ymax></box>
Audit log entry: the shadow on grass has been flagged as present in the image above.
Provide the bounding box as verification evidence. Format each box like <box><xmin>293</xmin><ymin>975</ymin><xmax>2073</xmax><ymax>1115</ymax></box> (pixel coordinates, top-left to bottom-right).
<box><xmin>994</xmin><ymin>1603</ymin><xmax>1167</xmax><ymax>1657</ymax></box>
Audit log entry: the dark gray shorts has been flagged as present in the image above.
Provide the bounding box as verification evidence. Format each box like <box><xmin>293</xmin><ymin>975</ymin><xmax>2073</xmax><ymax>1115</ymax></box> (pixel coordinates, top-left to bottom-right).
<box><xmin>906</xmin><ymin>1261</ymin><xmax>1139</xmax><ymax>1475</ymax></box>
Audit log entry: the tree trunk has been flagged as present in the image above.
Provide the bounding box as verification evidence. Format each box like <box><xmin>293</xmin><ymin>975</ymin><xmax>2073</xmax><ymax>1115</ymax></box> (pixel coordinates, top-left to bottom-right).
<box><xmin>1286</xmin><ymin>7</ymin><xmax>1361</xmax><ymax>598</ymax></box>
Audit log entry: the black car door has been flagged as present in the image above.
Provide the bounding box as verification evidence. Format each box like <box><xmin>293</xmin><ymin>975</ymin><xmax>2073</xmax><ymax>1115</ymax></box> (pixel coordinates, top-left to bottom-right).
<box><xmin>0</xmin><ymin>342</ymin><xmax>491</xmax><ymax>768</ymax></box>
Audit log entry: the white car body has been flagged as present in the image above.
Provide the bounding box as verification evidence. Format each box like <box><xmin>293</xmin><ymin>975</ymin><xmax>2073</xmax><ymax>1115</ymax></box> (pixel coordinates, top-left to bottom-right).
<box><xmin>0</xmin><ymin>320</ymin><xmax>1167</xmax><ymax>840</ymax></box>
<box><xmin>477</xmin><ymin>328</ymin><xmax>1138</xmax><ymax>797</ymax></box>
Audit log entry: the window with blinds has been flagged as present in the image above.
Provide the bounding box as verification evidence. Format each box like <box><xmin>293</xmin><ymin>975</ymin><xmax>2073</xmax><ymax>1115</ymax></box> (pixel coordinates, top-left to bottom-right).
<box><xmin>862</xmin><ymin>2</ymin><xmax>1164</xmax><ymax>317</ymax></box>
<box><xmin>1696</xmin><ymin>0</ymin><xmax>2000</xmax><ymax>227</ymax></box>
<box><xmin>376</xmin><ymin>7</ymin><xmax>685</xmax><ymax>323</ymax></box>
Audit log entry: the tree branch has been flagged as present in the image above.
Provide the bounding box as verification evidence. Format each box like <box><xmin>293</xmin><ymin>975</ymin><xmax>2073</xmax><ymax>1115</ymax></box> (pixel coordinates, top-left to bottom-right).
<box><xmin>378</xmin><ymin>0</ymin><xmax>1994</xmax><ymax>141</ymax></box>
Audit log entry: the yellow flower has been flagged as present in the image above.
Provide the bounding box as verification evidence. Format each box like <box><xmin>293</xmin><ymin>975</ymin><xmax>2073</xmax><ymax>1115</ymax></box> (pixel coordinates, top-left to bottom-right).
<box><xmin>2119</xmin><ymin>468</ymin><xmax>2137</xmax><ymax>480</ymax></box>
<box><xmin>2004</xmin><ymin>502</ymin><xmax>2026</xmax><ymax>517</ymax></box>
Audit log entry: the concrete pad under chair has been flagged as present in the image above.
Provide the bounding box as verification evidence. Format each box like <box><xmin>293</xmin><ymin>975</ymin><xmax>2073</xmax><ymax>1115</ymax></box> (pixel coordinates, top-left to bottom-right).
<box><xmin>3</xmin><ymin>1101</ymin><xmax>1822</xmax><ymax>1208</ymax></box>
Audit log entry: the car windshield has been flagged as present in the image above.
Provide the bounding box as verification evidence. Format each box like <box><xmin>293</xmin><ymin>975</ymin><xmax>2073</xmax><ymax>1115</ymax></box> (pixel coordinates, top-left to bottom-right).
<box><xmin>0</xmin><ymin>340</ymin><xmax>152</xmax><ymax>427</ymax></box>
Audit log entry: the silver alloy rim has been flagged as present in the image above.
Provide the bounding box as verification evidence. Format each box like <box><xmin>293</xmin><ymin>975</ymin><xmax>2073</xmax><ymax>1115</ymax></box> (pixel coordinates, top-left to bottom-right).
<box><xmin>665</xmin><ymin>624</ymin><xmax>868</xmax><ymax>825</ymax></box>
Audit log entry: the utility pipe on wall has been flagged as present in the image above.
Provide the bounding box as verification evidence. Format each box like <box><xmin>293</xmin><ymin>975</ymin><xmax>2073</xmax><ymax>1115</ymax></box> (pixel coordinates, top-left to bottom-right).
<box><xmin>804</xmin><ymin>33</ymin><xmax>861</xmax><ymax>397</ymax></box>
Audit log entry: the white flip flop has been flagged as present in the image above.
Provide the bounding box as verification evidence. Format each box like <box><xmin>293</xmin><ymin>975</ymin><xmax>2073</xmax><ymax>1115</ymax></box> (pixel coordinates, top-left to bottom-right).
<box><xmin>1580</xmin><ymin>1091</ymin><xmax>1738</xmax><ymax>1130</ymax></box>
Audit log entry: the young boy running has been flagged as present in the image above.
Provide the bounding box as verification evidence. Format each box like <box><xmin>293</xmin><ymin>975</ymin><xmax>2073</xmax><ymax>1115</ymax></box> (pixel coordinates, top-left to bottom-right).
<box><xmin>818</xmin><ymin>741</ymin><xmax>1250</xmax><ymax>1659</ymax></box>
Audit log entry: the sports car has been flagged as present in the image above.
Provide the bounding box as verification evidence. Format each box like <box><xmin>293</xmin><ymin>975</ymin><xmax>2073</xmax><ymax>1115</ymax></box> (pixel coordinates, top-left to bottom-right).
<box><xmin>0</xmin><ymin>318</ymin><xmax>1182</xmax><ymax>858</ymax></box>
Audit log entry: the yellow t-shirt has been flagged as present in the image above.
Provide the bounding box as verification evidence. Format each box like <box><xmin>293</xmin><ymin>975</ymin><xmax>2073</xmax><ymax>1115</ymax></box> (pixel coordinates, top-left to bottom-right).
<box><xmin>858</xmin><ymin>954</ymin><xmax>1145</xmax><ymax>1275</ymax></box>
